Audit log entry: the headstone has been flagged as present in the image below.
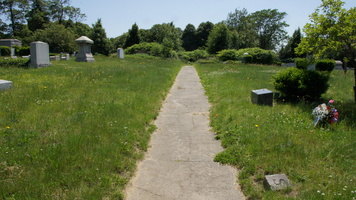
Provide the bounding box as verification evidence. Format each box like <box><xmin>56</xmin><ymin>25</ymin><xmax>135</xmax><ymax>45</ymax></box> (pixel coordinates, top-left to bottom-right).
<box><xmin>30</xmin><ymin>41</ymin><xmax>51</xmax><ymax>68</ymax></box>
<box><xmin>50</xmin><ymin>55</ymin><xmax>60</xmax><ymax>61</ymax></box>
<box><xmin>11</xmin><ymin>48</ymin><xmax>15</xmax><ymax>57</ymax></box>
<box><xmin>117</xmin><ymin>48</ymin><xmax>124</xmax><ymax>59</ymax></box>
<box><xmin>60</xmin><ymin>53</ymin><xmax>70</xmax><ymax>60</ymax></box>
<box><xmin>0</xmin><ymin>80</ymin><xmax>13</xmax><ymax>91</ymax></box>
<box><xmin>251</xmin><ymin>89</ymin><xmax>273</xmax><ymax>106</ymax></box>
<box><xmin>75</xmin><ymin>36</ymin><xmax>95</xmax><ymax>62</ymax></box>
<box><xmin>264</xmin><ymin>174</ymin><xmax>291</xmax><ymax>191</ymax></box>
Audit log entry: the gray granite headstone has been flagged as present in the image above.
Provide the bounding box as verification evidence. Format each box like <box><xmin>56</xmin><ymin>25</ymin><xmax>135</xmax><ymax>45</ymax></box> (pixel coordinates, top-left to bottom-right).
<box><xmin>75</xmin><ymin>36</ymin><xmax>95</xmax><ymax>62</ymax></box>
<box><xmin>264</xmin><ymin>174</ymin><xmax>291</xmax><ymax>191</ymax></box>
<box><xmin>117</xmin><ymin>48</ymin><xmax>124</xmax><ymax>59</ymax></box>
<box><xmin>30</xmin><ymin>41</ymin><xmax>52</xmax><ymax>68</ymax></box>
<box><xmin>251</xmin><ymin>88</ymin><xmax>273</xmax><ymax>106</ymax></box>
<box><xmin>0</xmin><ymin>80</ymin><xmax>13</xmax><ymax>91</ymax></box>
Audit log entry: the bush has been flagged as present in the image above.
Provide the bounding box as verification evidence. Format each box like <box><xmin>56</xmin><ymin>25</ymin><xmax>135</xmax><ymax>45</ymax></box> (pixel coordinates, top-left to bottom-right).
<box><xmin>241</xmin><ymin>54</ymin><xmax>253</xmax><ymax>63</ymax></box>
<box><xmin>294</xmin><ymin>58</ymin><xmax>309</xmax><ymax>70</ymax></box>
<box><xmin>179</xmin><ymin>49</ymin><xmax>209</xmax><ymax>62</ymax></box>
<box><xmin>125</xmin><ymin>42</ymin><xmax>163</xmax><ymax>57</ymax></box>
<box><xmin>14</xmin><ymin>46</ymin><xmax>31</xmax><ymax>56</ymax></box>
<box><xmin>272</xmin><ymin>67</ymin><xmax>329</xmax><ymax>100</ymax></box>
<box><xmin>236</xmin><ymin>48</ymin><xmax>278</xmax><ymax>65</ymax></box>
<box><xmin>216</xmin><ymin>49</ymin><xmax>238</xmax><ymax>61</ymax></box>
<box><xmin>0</xmin><ymin>58</ymin><xmax>30</xmax><ymax>68</ymax></box>
<box><xmin>0</xmin><ymin>46</ymin><xmax>11</xmax><ymax>56</ymax></box>
<box><xmin>315</xmin><ymin>59</ymin><xmax>335</xmax><ymax>72</ymax></box>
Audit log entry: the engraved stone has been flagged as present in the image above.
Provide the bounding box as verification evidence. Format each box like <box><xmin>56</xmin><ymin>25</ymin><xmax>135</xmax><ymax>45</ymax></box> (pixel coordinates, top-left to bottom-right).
<box><xmin>264</xmin><ymin>174</ymin><xmax>291</xmax><ymax>191</ymax></box>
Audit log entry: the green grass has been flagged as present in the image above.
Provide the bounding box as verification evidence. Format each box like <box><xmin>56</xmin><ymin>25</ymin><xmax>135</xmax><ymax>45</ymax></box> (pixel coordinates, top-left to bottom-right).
<box><xmin>195</xmin><ymin>63</ymin><xmax>355</xmax><ymax>200</ymax></box>
<box><xmin>0</xmin><ymin>55</ymin><xmax>183</xmax><ymax>199</ymax></box>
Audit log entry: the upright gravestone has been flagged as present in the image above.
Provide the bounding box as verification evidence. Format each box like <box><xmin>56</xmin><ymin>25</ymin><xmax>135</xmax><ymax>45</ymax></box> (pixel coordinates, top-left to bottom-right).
<box><xmin>30</xmin><ymin>41</ymin><xmax>51</xmax><ymax>68</ymax></box>
<box><xmin>75</xmin><ymin>36</ymin><xmax>95</xmax><ymax>62</ymax></box>
<box><xmin>117</xmin><ymin>48</ymin><xmax>124</xmax><ymax>59</ymax></box>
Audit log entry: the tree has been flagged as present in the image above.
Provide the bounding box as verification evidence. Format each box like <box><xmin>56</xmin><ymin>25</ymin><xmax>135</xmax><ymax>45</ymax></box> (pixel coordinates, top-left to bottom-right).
<box><xmin>124</xmin><ymin>23</ymin><xmax>140</xmax><ymax>48</ymax></box>
<box><xmin>72</xmin><ymin>21</ymin><xmax>92</xmax><ymax>37</ymax></box>
<box><xmin>182</xmin><ymin>24</ymin><xmax>197</xmax><ymax>51</ymax></box>
<box><xmin>0</xmin><ymin>0</ymin><xmax>29</xmax><ymax>36</ymax></box>
<box><xmin>225</xmin><ymin>8</ymin><xmax>257</xmax><ymax>48</ymax></box>
<box><xmin>145</xmin><ymin>22</ymin><xmax>181</xmax><ymax>51</ymax></box>
<box><xmin>48</xmin><ymin>0</ymin><xmax>85</xmax><ymax>24</ymax></box>
<box><xmin>27</xmin><ymin>0</ymin><xmax>50</xmax><ymax>32</ymax></box>
<box><xmin>251</xmin><ymin>9</ymin><xmax>289</xmax><ymax>50</ymax></box>
<box><xmin>91</xmin><ymin>18</ymin><xmax>110</xmax><ymax>55</ymax></box>
<box><xmin>207</xmin><ymin>23</ymin><xmax>231</xmax><ymax>54</ymax></box>
<box><xmin>196</xmin><ymin>21</ymin><xmax>214</xmax><ymax>48</ymax></box>
<box><xmin>296</xmin><ymin>0</ymin><xmax>356</xmax><ymax>102</ymax></box>
<box><xmin>279</xmin><ymin>28</ymin><xmax>303</xmax><ymax>60</ymax></box>
<box><xmin>31</xmin><ymin>23</ymin><xmax>76</xmax><ymax>52</ymax></box>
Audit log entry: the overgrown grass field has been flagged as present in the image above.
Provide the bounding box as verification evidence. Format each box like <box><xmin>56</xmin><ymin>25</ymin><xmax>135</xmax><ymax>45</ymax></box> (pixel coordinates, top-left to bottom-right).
<box><xmin>196</xmin><ymin>63</ymin><xmax>355</xmax><ymax>199</ymax></box>
<box><xmin>0</xmin><ymin>55</ymin><xmax>182</xmax><ymax>199</ymax></box>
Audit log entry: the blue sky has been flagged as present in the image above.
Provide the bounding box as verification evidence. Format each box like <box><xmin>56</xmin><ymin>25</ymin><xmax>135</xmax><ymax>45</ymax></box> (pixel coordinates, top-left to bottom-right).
<box><xmin>73</xmin><ymin>0</ymin><xmax>355</xmax><ymax>38</ymax></box>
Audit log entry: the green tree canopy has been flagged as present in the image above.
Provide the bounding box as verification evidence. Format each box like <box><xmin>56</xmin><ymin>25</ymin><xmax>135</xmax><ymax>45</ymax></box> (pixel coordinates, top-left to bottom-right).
<box><xmin>182</xmin><ymin>24</ymin><xmax>197</xmax><ymax>51</ymax></box>
<box><xmin>226</xmin><ymin>8</ymin><xmax>288</xmax><ymax>50</ymax></box>
<box><xmin>48</xmin><ymin>0</ymin><xmax>86</xmax><ymax>24</ymax></box>
<box><xmin>91</xmin><ymin>18</ymin><xmax>110</xmax><ymax>55</ymax></box>
<box><xmin>0</xmin><ymin>0</ymin><xmax>29</xmax><ymax>36</ymax></box>
<box><xmin>124</xmin><ymin>23</ymin><xmax>140</xmax><ymax>48</ymax></box>
<box><xmin>207</xmin><ymin>23</ymin><xmax>231</xmax><ymax>54</ymax></box>
<box><xmin>296</xmin><ymin>0</ymin><xmax>356</xmax><ymax>101</ymax></box>
<box><xmin>251</xmin><ymin>9</ymin><xmax>289</xmax><ymax>50</ymax></box>
<box><xmin>31</xmin><ymin>23</ymin><xmax>76</xmax><ymax>52</ymax></box>
<box><xmin>225</xmin><ymin>8</ymin><xmax>257</xmax><ymax>48</ymax></box>
<box><xmin>27</xmin><ymin>0</ymin><xmax>50</xmax><ymax>32</ymax></box>
<box><xmin>196</xmin><ymin>21</ymin><xmax>214</xmax><ymax>48</ymax></box>
<box><xmin>279</xmin><ymin>28</ymin><xmax>303</xmax><ymax>60</ymax></box>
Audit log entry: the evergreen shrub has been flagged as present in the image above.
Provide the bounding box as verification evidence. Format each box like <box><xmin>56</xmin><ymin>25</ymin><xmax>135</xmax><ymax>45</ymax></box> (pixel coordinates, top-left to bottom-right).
<box><xmin>294</xmin><ymin>58</ymin><xmax>309</xmax><ymax>70</ymax></box>
<box><xmin>315</xmin><ymin>59</ymin><xmax>335</xmax><ymax>72</ymax></box>
<box><xmin>179</xmin><ymin>50</ymin><xmax>209</xmax><ymax>62</ymax></box>
<box><xmin>272</xmin><ymin>67</ymin><xmax>329</xmax><ymax>100</ymax></box>
<box><xmin>216</xmin><ymin>49</ymin><xmax>238</xmax><ymax>61</ymax></box>
<box><xmin>0</xmin><ymin>58</ymin><xmax>29</xmax><ymax>68</ymax></box>
<box><xmin>236</xmin><ymin>48</ymin><xmax>277</xmax><ymax>65</ymax></box>
<box><xmin>125</xmin><ymin>42</ymin><xmax>163</xmax><ymax>57</ymax></box>
<box><xmin>0</xmin><ymin>46</ymin><xmax>11</xmax><ymax>56</ymax></box>
<box><xmin>14</xmin><ymin>46</ymin><xmax>31</xmax><ymax>56</ymax></box>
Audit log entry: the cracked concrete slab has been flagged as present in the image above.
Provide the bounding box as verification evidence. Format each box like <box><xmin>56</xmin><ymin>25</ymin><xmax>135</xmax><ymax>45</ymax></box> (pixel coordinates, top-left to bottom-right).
<box><xmin>125</xmin><ymin>66</ymin><xmax>245</xmax><ymax>200</ymax></box>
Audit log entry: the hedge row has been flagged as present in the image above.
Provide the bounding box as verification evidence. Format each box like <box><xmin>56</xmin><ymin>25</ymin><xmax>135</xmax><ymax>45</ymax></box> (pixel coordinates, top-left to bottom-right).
<box><xmin>216</xmin><ymin>48</ymin><xmax>278</xmax><ymax>65</ymax></box>
<box><xmin>0</xmin><ymin>58</ymin><xmax>30</xmax><ymax>68</ymax></box>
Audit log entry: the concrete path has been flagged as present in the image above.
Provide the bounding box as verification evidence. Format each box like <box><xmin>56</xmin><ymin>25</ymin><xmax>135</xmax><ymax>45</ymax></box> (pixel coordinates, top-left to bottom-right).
<box><xmin>125</xmin><ymin>66</ymin><xmax>245</xmax><ymax>200</ymax></box>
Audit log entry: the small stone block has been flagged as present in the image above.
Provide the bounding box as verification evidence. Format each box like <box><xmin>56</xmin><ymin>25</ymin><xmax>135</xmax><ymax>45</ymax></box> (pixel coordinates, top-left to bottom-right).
<box><xmin>0</xmin><ymin>80</ymin><xmax>13</xmax><ymax>91</ymax></box>
<box><xmin>251</xmin><ymin>88</ymin><xmax>273</xmax><ymax>106</ymax></box>
<box><xmin>264</xmin><ymin>174</ymin><xmax>291</xmax><ymax>191</ymax></box>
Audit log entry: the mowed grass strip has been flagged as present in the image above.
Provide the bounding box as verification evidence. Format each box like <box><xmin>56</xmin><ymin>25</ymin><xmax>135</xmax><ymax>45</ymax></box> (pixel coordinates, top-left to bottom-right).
<box><xmin>196</xmin><ymin>63</ymin><xmax>355</xmax><ymax>200</ymax></box>
<box><xmin>0</xmin><ymin>55</ymin><xmax>183</xmax><ymax>199</ymax></box>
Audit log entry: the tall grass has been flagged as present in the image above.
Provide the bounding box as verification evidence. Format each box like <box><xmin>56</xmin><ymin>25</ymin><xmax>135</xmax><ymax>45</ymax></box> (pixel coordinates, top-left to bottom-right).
<box><xmin>196</xmin><ymin>63</ymin><xmax>355</xmax><ymax>200</ymax></box>
<box><xmin>0</xmin><ymin>55</ymin><xmax>183</xmax><ymax>199</ymax></box>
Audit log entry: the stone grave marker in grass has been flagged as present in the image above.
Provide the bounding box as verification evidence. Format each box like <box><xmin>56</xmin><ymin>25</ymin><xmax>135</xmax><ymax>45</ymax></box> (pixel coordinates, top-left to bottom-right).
<box><xmin>264</xmin><ymin>174</ymin><xmax>291</xmax><ymax>191</ymax></box>
<box><xmin>251</xmin><ymin>88</ymin><xmax>273</xmax><ymax>106</ymax></box>
<box><xmin>0</xmin><ymin>79</ymin><xmax>13</xmax><ymax>91</ymax></box>
<box><xmin>75</xmin><ymin>36</ymin><xmax>95</xmax><ymax>62</ymax></box>
<box><xmin>30</xmin><ymin>41</ymin><xmax>52</xmax><ymax>68</ymax></box>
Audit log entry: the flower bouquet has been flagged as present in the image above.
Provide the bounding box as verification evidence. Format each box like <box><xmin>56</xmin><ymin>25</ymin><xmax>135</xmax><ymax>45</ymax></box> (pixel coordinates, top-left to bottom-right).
<box><xmin>312</xmin><ymin>100</ymin><xmax>339</xmax><ymax>127</ymax></box>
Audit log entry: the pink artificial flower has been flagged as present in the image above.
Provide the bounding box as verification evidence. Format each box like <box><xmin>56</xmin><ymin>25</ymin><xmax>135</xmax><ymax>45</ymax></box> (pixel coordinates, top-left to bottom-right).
<box><xmin>329</xmin><ymin>100</ymin><xmax>335</xmax><ymax>104</ymax></box>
